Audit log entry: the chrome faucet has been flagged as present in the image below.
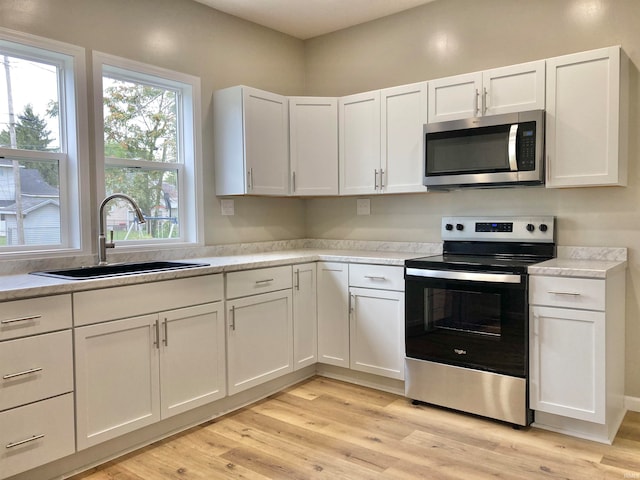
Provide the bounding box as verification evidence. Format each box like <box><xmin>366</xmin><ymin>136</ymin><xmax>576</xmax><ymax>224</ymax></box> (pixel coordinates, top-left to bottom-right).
<box><xmin>98</xmin><ymin>193</ymin><xmax>146</xmax><ymax>265</ymax></box>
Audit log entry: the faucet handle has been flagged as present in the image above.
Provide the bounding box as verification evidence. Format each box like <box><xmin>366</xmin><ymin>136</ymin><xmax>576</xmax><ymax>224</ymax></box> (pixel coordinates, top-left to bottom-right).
<box><xmin>109</xmin><ymin>230</ymin><xmax>114</xmax><ymax>243</ymax></box>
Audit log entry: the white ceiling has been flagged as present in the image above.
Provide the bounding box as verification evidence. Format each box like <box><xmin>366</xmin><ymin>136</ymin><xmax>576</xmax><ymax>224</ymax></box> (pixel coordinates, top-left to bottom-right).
<box><xmin>194</xmin><ymin>0</ymin><xmax>437</xmax><ymax>40</ymax></box>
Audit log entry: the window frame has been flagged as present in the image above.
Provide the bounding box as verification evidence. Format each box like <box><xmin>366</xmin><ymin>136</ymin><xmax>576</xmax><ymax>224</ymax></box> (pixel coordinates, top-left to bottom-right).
<box><xmin>92</xmin><ymin>52</ymin><xmax>204</xmax><ymax>248</ymax></box>
<box><xmin>0</xmin><ymin>27</ymin><xmax>89</xmax><ymax>256</ymax></box>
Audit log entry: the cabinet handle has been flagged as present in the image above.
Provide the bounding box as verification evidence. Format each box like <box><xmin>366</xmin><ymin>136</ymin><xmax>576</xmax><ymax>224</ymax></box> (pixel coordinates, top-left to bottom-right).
<box><xmin>474</xmin><ymin>89</ymin><xmax>480</xmax><ymax>115</ymax></box>
<box><xmin>364</xmin><ymin>275</ymin><xmax>387</xmax><ymax>281</ymax></box>
<box><xmin>483</xmin><ymin>87</ymin><xmax>489</xmax><ymax>114</ymax></box>
<box><xmin>6</xmin><ymin>434</ymin><xmax>45</xmax><ymax>449</ymax></box>
<box><xmin>1</xmin><ymin>314</ymin><xmax>41</xmax><ymax>325</ymax></box>
<box><xmin>230</xmin><ymin>306</ymin><xmax>236</xmax><ymax>331</ymax></box>
<box><xmin>349</xmin><ymin>294</ymin><xmax>355</xmax><ymax>314</ymax></box>
<box><xmin>322</xmin><ymin>268</ymin><xmax>343</xmax><ymax>272</ymax></box>
<box><xmin>380</xmin><ymin>169</ymin><xmax>385</xmax><ymax>189</ymax></box>
<box><xmin>292</xmin><ymin>171</ymin><xmax>296</xmax><ymax>193</ymax></box>
<box><xmin>3</xmin><ymin>367</ymin><xmax>43</xmax><ymax>380</ymax></box>
<box><xmin>255</xmin><ymin>278</ymin><xmax>274</xmax><ymax>285</ymax></box>
<box><xmin>153</xmin><ymin>319</ymin><xmax>160</xmax><ymax>349</ymax></box>
<box><xmin>295</xmin><ymin>270</ymin><xmax>300</xmax><ymax>290</ymax></box>
<box><xmin>548</xmin><ymin>291</ymin><xmax>582</xmax><ymax>296</ymax></box>
<box><xmin>163</xmin><ymin>318</ymin><xmax>168</xmax><ymax>346</ymax></box>
<box><xmin>247</xmin><ymin>168</ymin><xmax>254</xmax><ymax>190</ymax></box>
<box><xmin>374</xmin><ymin>169</ymin><xmax>379</xmax><ymax>190</ymax></box>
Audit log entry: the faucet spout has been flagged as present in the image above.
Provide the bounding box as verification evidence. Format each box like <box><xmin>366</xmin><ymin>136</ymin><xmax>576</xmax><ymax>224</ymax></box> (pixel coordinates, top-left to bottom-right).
<box><xmin>98</xmin><ymin>193</ymin><xmax>146</xmax><ymax>265</ymax></box>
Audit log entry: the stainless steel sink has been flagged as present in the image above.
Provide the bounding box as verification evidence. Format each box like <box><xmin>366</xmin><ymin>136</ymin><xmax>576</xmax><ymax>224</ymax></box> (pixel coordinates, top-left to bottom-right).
<box><xmin>30</xmin><ymin>261</ymin><xmax>209</xmax><ymax>280</ymax></box>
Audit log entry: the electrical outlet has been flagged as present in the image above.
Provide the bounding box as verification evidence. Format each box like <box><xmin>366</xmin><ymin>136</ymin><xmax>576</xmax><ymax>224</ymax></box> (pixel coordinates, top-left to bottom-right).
<box><xmin>356</xmin><ymin>198</ymin><xmax>370</xmax><ymax>216</ymax></box>
<box><xmin>221</xmin><ymin>199</ymin><xmax>235</xmax><ymax>216</ymax></box>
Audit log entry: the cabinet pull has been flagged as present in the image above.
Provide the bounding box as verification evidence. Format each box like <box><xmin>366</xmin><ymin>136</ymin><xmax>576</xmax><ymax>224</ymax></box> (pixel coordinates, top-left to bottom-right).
<box><xmin>483</xmin><ymin>87</ymin><xmax>489</xmax><ymax>114</ymax></box>
<box><xmin>374</xmin><ymin>169</ymin><xmax>379</xmax><ymax>190</ymax></box>
<box><xmin>3</xmin><ymin>367</ymin><xmax>43</xmax><ymax>380</ymax></box>
<box><xmin>475</xmin><ymin>89</ymin><xmax>480</xmax><ymax>115</ymax></box>
<box><xmin>255</xmin><ymin>278</ymin><xmax>274</xmax><ymax>285</ymax></box>
<box><xmin>364</xmin><ymin>275</ymin><xmax>387</xmax><ymax>281</ymax></box>
<box><xmin>380</xmin><ymin>168</ymin><xmax>385</xmax><ymax>189</ymax></box>
<box><xmin>292</xmin><ymin>171</ymin><xmax>296</xmax><ymax>193</ymax></box>
<box><xmin>548</xmin><ymin>291</ymin><xmax>582</xmax><ymax>296</ymax></box>
<box><xmin>163</xmin><ymin>318</ymin><xmax>168</xmax><ymax>346</ymax></box>
<box><xmin>322</xmin><ymin>268</ymin><xmax>343</xmax><ymax>272</ymax></box>
<box><xmin>153</xmin><ymin>319</ymin><xmax>160</xmax><ymax>349</ymax></box>
<box><xmin>295</xmin><ymin>270</ymin><xmax>300</xmax><ymax>290</ymax></box>
<box><xmin>6</xmin><ymin>434</ymin><xmax>45</xmax><ymax>449</ymax></box>
<box><xmin>349</xmin><ymin>294</ymin><xmax>355</xmax><ymax>314</ymax></box>
<box><xmin>1</xmin><ymin>314</ymin><xmax>41</xmax><ymax>325</ymax></box>
<box><xmin>230</xmin><ymin>306</ymin><xmax>236</xmax><ymax>331</ymax></box>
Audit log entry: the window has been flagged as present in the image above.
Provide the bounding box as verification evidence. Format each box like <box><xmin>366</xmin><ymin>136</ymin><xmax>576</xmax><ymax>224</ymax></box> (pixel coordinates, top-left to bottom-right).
<box><xmin>93</xmin><ymin>53</ymin><xmax>202</xmax><ymax>246</ymax></box>
<box><xmin>0</xmin><ymin>28</ymin><xmax>87</xmax><ymax>253</ymax></box>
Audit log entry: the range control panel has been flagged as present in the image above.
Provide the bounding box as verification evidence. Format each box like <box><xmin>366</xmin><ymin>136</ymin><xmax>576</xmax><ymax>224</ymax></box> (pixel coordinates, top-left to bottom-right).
<box><xmin>442</xmin><ymin>216</ymin><xmax>555</xmax><ymax>243</ymax></box>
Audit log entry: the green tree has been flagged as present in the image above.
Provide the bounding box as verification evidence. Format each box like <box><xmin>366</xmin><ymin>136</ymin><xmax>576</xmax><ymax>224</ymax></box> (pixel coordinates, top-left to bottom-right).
<box><xmin>102</xmin><ymin>79</ymin><xmax>177</xmax><ymax>220</ymax></box>
<box><xmin>0</xmin><ymin>104</ymin><xmax>59</xmax><ymax>187</ymax></box>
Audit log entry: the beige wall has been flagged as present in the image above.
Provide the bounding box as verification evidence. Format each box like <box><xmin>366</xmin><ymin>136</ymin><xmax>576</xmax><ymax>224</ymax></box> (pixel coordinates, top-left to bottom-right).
<box><xmin>304</xmin><ymin>0</ymin><xmax>640</xmax><ymax>398</ymax></box>
<box><xmin>0</xmin><ymin>0</ymin><xmax>307</xmax><ymax>245</ymax></box>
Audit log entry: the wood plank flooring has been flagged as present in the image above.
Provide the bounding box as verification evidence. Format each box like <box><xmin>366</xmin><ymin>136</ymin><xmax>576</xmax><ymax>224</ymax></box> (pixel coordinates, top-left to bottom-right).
<box><xmin>70</xmin><ymin>376</ymin><xmax>640</xmax><ymax>479</ymax></box>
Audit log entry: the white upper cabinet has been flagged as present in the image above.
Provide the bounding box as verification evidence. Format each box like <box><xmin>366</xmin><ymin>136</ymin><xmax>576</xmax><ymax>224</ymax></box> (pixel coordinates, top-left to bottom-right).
<box><xmin>428</xmin><ymin>60</ymin><xmax>545</xmax><ymax>122</ymax></box>
<box><xmin>339</xmin><ymin>90</ymin><xmax>381</xmax><ymax>195</ymax></box>
<box><xmin>289</xmin><ymin>97</ymin><xmax>339</xmax><ymax>196</ymax></box>
<box><xmin>545</xmin><ymin>46</ymin><xmax>627</xmax><ymax>187</ymax></box>
<box><xmin>214</xmin><ymin>85</ymin><xmax>289</xmax><ymax>196</ymax></box>
<box><xmin>340</xmin><ymin>83</ymin><xmax>427</xmax><ymax>195</ymax></box>
<box><xmin>381</xmin><ymin>82</ymin><xmax>428</xmax><ymax>194</ymax></box>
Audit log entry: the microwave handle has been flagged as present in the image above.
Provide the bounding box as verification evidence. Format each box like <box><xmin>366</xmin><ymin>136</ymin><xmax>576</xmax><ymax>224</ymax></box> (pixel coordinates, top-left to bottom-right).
<box><xmin>508</xmin><ymin>124</ymin><xmax>518</xmax><ymax>171</ymax></box>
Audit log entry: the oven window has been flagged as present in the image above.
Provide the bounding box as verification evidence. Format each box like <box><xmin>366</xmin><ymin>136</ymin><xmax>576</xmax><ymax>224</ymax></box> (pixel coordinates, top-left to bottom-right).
<box><xmin>427</xmin><ymin>288</ymin><xmax>501</xmax><ymax>336</ymax></box>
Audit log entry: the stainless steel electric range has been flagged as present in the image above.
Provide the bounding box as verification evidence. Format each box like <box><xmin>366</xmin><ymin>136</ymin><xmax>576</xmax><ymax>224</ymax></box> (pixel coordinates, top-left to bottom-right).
<box><xmin>404</xmin><ymin>216</ymin><xmax>555</xmax><ymax>426</ymax></box>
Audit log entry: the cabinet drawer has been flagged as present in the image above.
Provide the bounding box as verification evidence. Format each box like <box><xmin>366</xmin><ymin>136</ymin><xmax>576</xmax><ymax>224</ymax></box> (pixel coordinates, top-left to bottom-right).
<box><xmin>226</xmin><ymin>265</ymin><xmax>292</xmax><ymax>299</ymax></box>
<box><xmin>349</xmin><ymin>264</ymin><xmax>404</xmax><ymax>291</ymax></box>
<box><xmin>74</xmin><ymin>274</ymin><xmax>223</xmax><ymax>326</ymax></box>
<box><xmin>530</xmin><ymin>276</ymin><xmax>605</xmax><ymax>311</ymax></box>
<box><xmin>0</xmin><ymin>393</ymin><xmax>75</xmax><ymax>479</ymax></box>
<box><xmin>0</xmin><ymin>330</ymin><xmax>73</xmax><ymax>412</ymax></box>
<box><xmin>0</xmin><ymin>295</ymin><xmax>71</xmax><ymax>341</ymax></box>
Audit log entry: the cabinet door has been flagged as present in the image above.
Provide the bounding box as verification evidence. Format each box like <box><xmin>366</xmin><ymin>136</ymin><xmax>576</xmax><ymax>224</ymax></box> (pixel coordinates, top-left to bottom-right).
<box><xmin>350</xmin><ymin>287</ymin><xmax>405</xmax><ymax>380</ymax></box>
<box><xmin>428</xmin><ymin>72</ymin><xmax>482</xmax><ymax>122</ymax></box>
<box><xmin>159</xmin><ymin>303</ymin><xmax>226</xmax><ymax>419</ymax></box>
<box><xmin>545</xmin><ymin>46</ymin><xmax>625</xmax><ymax>187</ymax></box>
<box><xmin>227</xmin><ymin>290</ymin><xmax>293</xmax><ymax>395</ymax></box>
<box><xmin>75</xmin><ymin>314</ymin><xmax>160</xmax><ymax>450</ymax></box>
<box><xmin>289</xmin><ymin>97</ymin><xmax>339</xmax><ymax>196</ymax></box>
<box><xmin>317</xmin><ymin>262</ymin><xmax>350</xmax><ymax>367</ymax></box>
<box><xmin>339</xmin><ymin>90</ymin><xmax>381</xmax><ymax>194</ymax></box>
<box><xmin>243</xmin><ymin>87</ymin><xmax>290</xmax><ymax>195</ymax></box>
<box><xmin>381</xmin><ymin>82</ymin><xmax>428</xmax><ymax>194</ymax></box>
<box><xmin>482</xmin><ymin>60</ymin><xmax>545</xmax><ymax>116</ymax></box>
<box><xmin>292</xmin><ymin>263</ymin><xmax>317</xmax><ymax>370</ymax></box>
<box><xmin>530</xmin><ymin>306</ymin><xmax>605</xmax><ymax>423</ymax></box>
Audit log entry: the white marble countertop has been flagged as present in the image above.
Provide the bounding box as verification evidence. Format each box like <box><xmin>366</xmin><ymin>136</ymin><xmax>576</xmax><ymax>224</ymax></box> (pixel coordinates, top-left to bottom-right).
<box><xmin>528</xmin><ymin>257</ymin><xmax>627</xmax><ymax>279</ymax></box>
<box><xmin>0</xmin><ymin>248</ymin><xmax>423</xmax><ymax>302</ymax></box>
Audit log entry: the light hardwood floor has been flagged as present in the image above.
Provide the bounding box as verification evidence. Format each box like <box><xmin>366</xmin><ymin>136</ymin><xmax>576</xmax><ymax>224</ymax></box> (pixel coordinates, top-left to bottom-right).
<box><xmin>70</xmin><ymin>376</ymin><xmax>640</xmax><ymax>479</ymax></box>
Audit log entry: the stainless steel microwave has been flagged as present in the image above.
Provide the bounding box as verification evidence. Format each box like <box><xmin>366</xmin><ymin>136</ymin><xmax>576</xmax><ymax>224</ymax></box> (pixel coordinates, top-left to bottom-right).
<box><xmin>423</xmin><ymin>110</ymin><xmax>544</xmax><ymax>189</ymax></box>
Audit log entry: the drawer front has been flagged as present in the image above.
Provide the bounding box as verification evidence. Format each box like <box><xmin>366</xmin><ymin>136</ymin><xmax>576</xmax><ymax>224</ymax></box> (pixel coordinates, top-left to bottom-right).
<box><xmin>226</xmin><ymin>265</ymin><xmax>293</xmax><ymax>299</ymax></box>
<box><xmin>349</xmin><ymin>264</ymin><xmax>404</xmax><ymax>291</ymax></box>
<box><xmin>74</xmin><ymin>274</ymin><xmax>223</xmax><ymax>326</ymax></box>
<box><xmin>530</xmin><ymin>276</ymin><xmax>605</xmax><ymax>311</ymax></box>
<box><xmin>0</xmin><ymin>330</ymin><xmax>73</xmax><ymax>412</ymax></box>
<box><xmin>0</xmin><ymin>393</ymin><xmax>75</xmax><ymax>479</ymax></box>
<box><xmin>0</xmin><ymin>295</ymin><xmax>71</xmax><ymax>341</ymax></box>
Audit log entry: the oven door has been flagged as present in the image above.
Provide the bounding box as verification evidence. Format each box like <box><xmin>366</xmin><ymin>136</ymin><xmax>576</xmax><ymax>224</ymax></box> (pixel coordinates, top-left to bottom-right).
<box><xmin>405</xmin><ymin>267</ymin><xmax>528</xmax><ymax>377</ymax></box>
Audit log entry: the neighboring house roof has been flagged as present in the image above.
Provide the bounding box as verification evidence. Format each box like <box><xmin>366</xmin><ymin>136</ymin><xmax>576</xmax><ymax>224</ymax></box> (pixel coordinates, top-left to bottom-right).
<box><xmin>0</xmin><ymin>163</ymin><xmax>60</xmax><ymax>215</ymax></box>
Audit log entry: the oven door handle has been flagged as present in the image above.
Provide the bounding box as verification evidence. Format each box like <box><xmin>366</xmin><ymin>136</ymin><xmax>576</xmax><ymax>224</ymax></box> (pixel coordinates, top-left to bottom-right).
<box><xmin>405</xmin><ymin>268</ymin><xmax>522</xmax><ymax>284</ymax></box>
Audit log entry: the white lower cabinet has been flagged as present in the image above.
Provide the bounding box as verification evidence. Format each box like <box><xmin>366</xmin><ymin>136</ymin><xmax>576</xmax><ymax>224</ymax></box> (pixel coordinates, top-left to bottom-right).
<box><xmin>529</xmin><ymin>270</ymin><xmax>626</xmax><ymax>443</ymax></box>
<box><xmin>75</xmin><ymin>302</ymin><xmax>225</xmax><ymax>450</ymax></box>
<box><xmin>317</xmin><ymin>262</ymin><xmax>350</xmax><ymax>367</ymax></box>
<box><xmin>292</xmin><ymin>263</ymin><xmax>317</xmax><ymax>369</ymax></box>
<box><xmin>349</xmin><ymin>264</ymin><xmax>405</xmax><ymax>380</ymax></box>
<box><xmin>226</xmin><ymin>290</ymin><xmax>293</xmax><ymax>395</ymax></box>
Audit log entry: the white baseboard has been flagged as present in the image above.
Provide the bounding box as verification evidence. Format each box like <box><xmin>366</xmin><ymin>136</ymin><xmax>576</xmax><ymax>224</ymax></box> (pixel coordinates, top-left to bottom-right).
<box><xmin>625</xmin><ymin>395</ymin><xmax>640</xmax><ymax>412</ymax></box>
